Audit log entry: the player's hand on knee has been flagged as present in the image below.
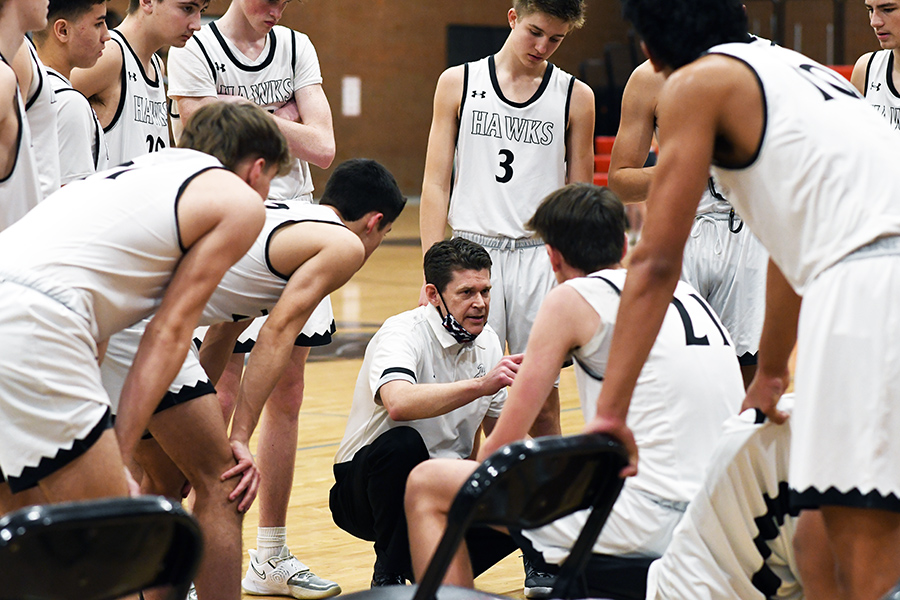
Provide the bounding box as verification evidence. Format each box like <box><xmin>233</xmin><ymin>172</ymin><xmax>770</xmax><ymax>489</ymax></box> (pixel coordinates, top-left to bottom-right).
<box><xmin>742</xmin><ymin>369</ymin><xmax>790</xmax><ymax>425</ymax></box>
<box><xmin>584</xmin><ymin>414</ymin><xmax>639</xmax><ymax>478</ymax></box>
<box><xmin>222</xmin><ymin>440</ymin><xmax>261</xmax><ymax>513</ymax></box>
<box><xmin>481</xmin><ymin>353</ymin><xmax>523</xmax><ymax>395</ymax></box>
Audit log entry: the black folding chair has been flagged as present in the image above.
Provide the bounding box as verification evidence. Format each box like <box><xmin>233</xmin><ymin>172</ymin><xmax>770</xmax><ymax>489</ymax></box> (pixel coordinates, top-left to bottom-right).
<box><xmin>343</xmin><ymin>433</ymin><xmax>629</xmax><ymax>600</ymax></box>
<box><xmin>0</xmin><ymin>495</ymin><xmax>202</xmax><ymax>600</ymax></box>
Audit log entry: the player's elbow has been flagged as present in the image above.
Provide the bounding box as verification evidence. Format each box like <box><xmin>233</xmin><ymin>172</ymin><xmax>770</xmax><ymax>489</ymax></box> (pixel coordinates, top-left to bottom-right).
<box><xmin>313</xmin><ymin>140</ymin><xmax>336</xmax><ymax>169</ymax></box>
<box><xmin>384</xmin><ymin>398</ymin><xmax>413</xmax><ymax>422</ymax></box>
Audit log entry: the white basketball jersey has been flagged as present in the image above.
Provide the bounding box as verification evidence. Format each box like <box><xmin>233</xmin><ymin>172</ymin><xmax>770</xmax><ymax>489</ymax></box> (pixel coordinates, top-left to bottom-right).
<box><xmin>167</xmin><ymin>23</ymin><xmax>323</xmax><ymax>200</ymax></box>
<box><xmin>23</xmin><ymin>38</ymin><xmax>60</xmax><ymax>198</ymax></box>
<box><xmin>47</xmin><ymin>68</ymin><xmax>108</xmax><ymax>184</ymax></box>
<box><xmin>104</xmin><ymin>30</ymin><xmax>168</xmax><ymax>165</ymax></box>
<box><xmin>0</xmin><ymin>149</ymin><xmax>221</xmax><ymax>341</ymax></box>
<box><xmin>565</xmin><ymin>269</ymin><xmax>743</xmax><ymax>502</ymax></box>
<box><xmin>200</xmin><ymin>202</ymin><xmax>344</xmax><ymax>325</ymax></box>
<box><xmin>448</xmin><ymin>56</ymin><xmax>571</xmax><ymax>238</ymax></box>
<box><xmin>647</xmin><ymin>399</ymin><xmax>801</xmax><ymax>600</ymax></box>
<box><xmin>710</xmin><ymin>43</ymin><xmax>900</xmax><ymax>293</ymax></box>
<box><xmin>862</xmin><ymin>49</ymin><xmax>900</xmax><ymax>129</ymax></box>
<box><xmin>0</xmin><ymin>57</ymin><xmax>41</xmax><ymax>232</ymax></box>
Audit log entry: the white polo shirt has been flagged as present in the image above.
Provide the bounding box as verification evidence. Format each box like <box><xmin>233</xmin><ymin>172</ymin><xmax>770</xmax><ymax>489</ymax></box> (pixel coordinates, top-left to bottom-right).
<box><xmin>334</xmin><ymin>305</ymin><xmax>506</xmax><ymax>464</ymax></box>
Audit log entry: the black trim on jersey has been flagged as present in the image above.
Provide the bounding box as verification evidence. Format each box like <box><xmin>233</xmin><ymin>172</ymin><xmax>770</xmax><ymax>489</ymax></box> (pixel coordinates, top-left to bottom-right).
<box><xmin>750</xmin><ymin>481</ymin><xmax>801</xmax><ymax>599</ymax></box>
<box><xmin>689</xmin><ymin>292</ymin><xmax>731</xmax><ymax>345</ymax></box>
<box><xmin>564</xmin><ymin>75</ymin><xmax>575</xmax><ymax>159</ymax></box>
<box><xmin>706</xmin><ymin>52</ymin><xmax>768</xmax><ymax>171</ymax></box>
<box><xmin>455</xmin><ymin>62</ymin><xmax>470</xmax><ymax>156</ymax></box>
<box><xmin>264</xmin><ymin>218</ymin><xmax>350</xmax><ymax>281</ymax></box>
<box><xmin>4</xmin><ymin>409</ymin><xmax>112</xmax><ymax>493</ymax></box>
<box><xmin>488</xmin><ymin>54</ymin><xmax>554</xmax><ymax>108</ymax></box>
<box><xmin>291</xmin><ymin>30</ymin><xmax>297</xmax><ymax>74</ymax></box>
<box><xmin>24</xmin><ymin>39</ymin><xmax>44</xmax><ymax>111</ymax></box>
<box><xmin>588</xmin><ymin>274</ymin><xmax>622</xmax><ymax>296</ymax></box>
<box><xmin>865</xmin><ymin>51</ymin><xmax>877</xmax><ymax>96</ymax></box>
<box><xmin>381</xmin><ymin>366</ymin><xmax>417</xmax><ymax>382</ymax></box>
<box><xmin>791</xmin><ymin>485</ymin><xmax>900</xmax><ymax>513</ymax></box>
<box><xmin>572</xmin><ymin>355</ymin><xmax>604</xmax><ymax>382</ymax></box>
<box><xmin>174</xmin><ymin>166</ymin><xmax>227</xmax><ymax>253</ymax></box>
<box><xmin>192</xmin><ymin>36</ymin><xmax>219</xmax><ymax>86</ymax></box>
<box><xmin>210</xmin><ymin>22</ymin><xmax>278</xmax><ymax>72</ymax></box>
<box><xmin>886</xmin><ymin>51</ymin><xmax>900</xmax><ymax>99</ymax></box>
<box><xmin>0</xmin><ymin>87</ymin><xmax>25</xmax><ymax>184</ymax></box>
<box><xmin>112</xmin><ymin>30</ymin><xmax>162</xmax><ymax>88</ymax></box>
<box><xmin>103</xmin><ymin>35</ymin><xmax>129</xmax><ymax>135</ymax></box>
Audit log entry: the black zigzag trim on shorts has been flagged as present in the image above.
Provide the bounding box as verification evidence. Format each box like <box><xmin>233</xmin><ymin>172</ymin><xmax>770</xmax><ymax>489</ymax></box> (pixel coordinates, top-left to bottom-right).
<box><xmin>4</xmin><ymin>408</ymin><xmax>112</xmax><ymax>493</ymax></box>
<box><xmin>738</xmin><ymin>351</ymin><xmax>759</xmax><ymax>366</ymax></box>
<box><xmin>791</xmin><ymin>485</ymin><xmax>900</xmax><ymax>513</ymax></box>
<box><xmin>154</xmin><ymin>379</ymin><xmax>216</xmax><ymax>414</ymax></box>
<box><xmin>232</xmin><ymin>319</ymin><xmax>337</xmax><ymax>353</ymax></box>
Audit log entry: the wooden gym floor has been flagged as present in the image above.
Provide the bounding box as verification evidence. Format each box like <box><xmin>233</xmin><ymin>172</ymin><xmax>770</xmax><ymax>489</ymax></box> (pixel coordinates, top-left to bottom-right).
<box><xmin>237</xmin><ymin>204</ymin><xmax>587</xmax><ymax>598</ymax></box>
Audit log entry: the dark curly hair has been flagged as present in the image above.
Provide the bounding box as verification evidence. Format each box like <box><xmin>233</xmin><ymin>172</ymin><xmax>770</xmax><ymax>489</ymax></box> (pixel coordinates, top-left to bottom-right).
<box><xmin>622</xmin><ymin>0</ymin><xmax>749</xmax><ymax>70</ymax></box>
<box><xmin>424</xmin><ymin>238</ymin><xmax>492</xmax><ymax>294</ymax></box>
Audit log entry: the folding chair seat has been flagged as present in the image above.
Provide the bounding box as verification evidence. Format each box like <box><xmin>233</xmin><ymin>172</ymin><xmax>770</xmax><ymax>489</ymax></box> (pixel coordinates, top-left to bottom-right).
<box><xmin>0</xmin><ymin>495</ymin><xmax>202</xmax><ymax>600</ymax></box>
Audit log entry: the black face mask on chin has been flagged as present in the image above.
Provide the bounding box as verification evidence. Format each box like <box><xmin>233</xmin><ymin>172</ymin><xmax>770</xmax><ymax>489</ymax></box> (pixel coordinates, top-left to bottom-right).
<box><xmin>436</xmin><ymin>290</ymin><xmax>478</xmax><ymax>344</ymax></box>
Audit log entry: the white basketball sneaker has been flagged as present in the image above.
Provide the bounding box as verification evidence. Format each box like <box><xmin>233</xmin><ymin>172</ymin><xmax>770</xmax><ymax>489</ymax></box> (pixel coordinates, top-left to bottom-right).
<box><xmin>242</xmin><ymin>546</ymin><xmax>341</xmax><ymax>599</ymax></box>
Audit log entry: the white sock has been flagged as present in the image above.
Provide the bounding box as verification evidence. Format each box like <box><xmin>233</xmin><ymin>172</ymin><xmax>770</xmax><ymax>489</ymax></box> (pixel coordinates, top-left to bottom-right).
<box><xmin>256</xmin><ymin>526</ymin><xmax>287</xmax><ymax>562</ymax></box>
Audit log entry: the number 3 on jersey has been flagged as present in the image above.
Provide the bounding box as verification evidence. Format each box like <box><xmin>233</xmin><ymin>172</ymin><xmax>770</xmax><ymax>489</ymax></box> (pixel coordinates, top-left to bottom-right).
<box><xmin>496</xmin><ymin>149</ymin><xmax>515</xmax><ymax>183</ymax></box>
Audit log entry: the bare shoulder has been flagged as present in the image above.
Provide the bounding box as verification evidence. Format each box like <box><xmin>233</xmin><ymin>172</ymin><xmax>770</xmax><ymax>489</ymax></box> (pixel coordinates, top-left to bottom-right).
<box><xmin>626</xmin><ymin>60</ymin><xmax>666</xmax><ymax>96</ymax></box>
<box><xmin>0</xmin><ymin>63</ymin><xmax>17</xmax><ymax>105</ymax></box>
<box><xmin>850</xmin><ymin>52</ymin><xmax>874</xmax><ymax>94</ymax></box>
<box><xmin>70</xmin><ymin>38</ymin><xmax>123</xmax><ymax>98</ymax></box>
<box><xmin>662</xmin><ymin>54</ymin><xmax>756</xmax><ymax>106</ymax></box>
<box><xmin>179</xmin><ymin>168</ymin><xmax>265</xmax><ymax>232</ymax></box>
<box><xmin>570</xmin><ymin>78</ymin><xmax>595</xmax><ymax>107</ymax></box>
<box><xmin>434</xmin><ymin>64</ymin><xmax>465</xmax><ymax>101</ymax></box>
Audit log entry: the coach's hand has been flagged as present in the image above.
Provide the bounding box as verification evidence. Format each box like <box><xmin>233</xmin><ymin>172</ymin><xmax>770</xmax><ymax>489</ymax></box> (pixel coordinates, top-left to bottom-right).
<box><xmin>742</xmin><ymin>369</ymin><xmax>790</xmax><ymax>425</ymax></box>
<box><xmin>222</xmin><ymin>440</ymin><xmax>261</xmax><ymax>513</ymax></box>
<box><xmin>584</xmin><ymin>413</ymin><xmax>638</xmax><ymax>478</ymax></box>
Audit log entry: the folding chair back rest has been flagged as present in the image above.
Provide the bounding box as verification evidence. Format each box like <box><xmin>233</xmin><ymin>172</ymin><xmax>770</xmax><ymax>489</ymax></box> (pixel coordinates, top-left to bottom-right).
<box><xmin>415</xmin><ymin>434</ymin><xmax>628</xmax><ymax>600</ymax></box>
<box><xmin>0</xmin><ymin>495</ymin><xmax>202</xmax><ymax>600</ymax></box>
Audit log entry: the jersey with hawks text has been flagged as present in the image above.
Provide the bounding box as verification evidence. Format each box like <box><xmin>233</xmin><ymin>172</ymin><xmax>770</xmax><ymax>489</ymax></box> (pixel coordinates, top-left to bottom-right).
<box><xmin>0</xmin><ymin>55</ymin><xmax>41</xmax><ymax>232</ymax></box>
<box><xmin>709</xmin><ymin>42</ymin><xmax>900</xmax><ymax>293</ymax></box>
<box><xmin>862</xmin><ymin>49</ymin><xmax>900</xmax><ymax>130</ymax></box>
<box><xmin>104</xmin><ymin>30</ymin><xmax>168</xmax><ymax>165</ymax></box>
<box><xmin>166</xmin><ymin>23</ymin><xmax>323</xmax><ymax>200</ymax></box>
<box><xmin>448</xmin><ymin>55</ymin><xmax>572</xmax><ymax>238</ymax></box>
<box><xmin>0</xmin><ymin>148</ymin><xmax>221</xmax><ymax>341</ymax></box>
<box><xmin>200</xmin><ymin>202</ymin><xmax>344</xmax><ymax>326</ymax></box>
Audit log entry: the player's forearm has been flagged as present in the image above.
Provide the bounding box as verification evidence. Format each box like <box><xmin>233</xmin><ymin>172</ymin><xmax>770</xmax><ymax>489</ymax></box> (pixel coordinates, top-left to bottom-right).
<box><xmin>198</xmin><ymin>321</ymin><xmax>248</xmax><ymax>385</ymax></box>
<box><xmin>275</xmin><ymin>117</ymin><xmax>335</xmax><ymax>168</ymax></box>
<box><xmin>608</xmin><ymin>165</ymin><xmax>656</xmax><ymax>204</ymax></box>
<box><xmin>756</xmin><ymin>259</ymin><xmax>800</xmax><ymax>378</ymax></box>
<box><xmin>419</xmin><ymin>184</ymin><xmax>451</xmax><ymax>255</ymax></box>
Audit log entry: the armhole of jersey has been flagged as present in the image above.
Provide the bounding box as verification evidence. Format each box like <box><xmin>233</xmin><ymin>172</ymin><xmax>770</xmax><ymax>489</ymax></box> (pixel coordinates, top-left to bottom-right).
<box><xmin>24</xmin><ymin>43</ymin><xmax>43</xmax><ymax>111</ymax></box>
<box><xmin>291</xmin><ymin>30</ymin><xmax>297</xmax><ymax>75</ymax></box>
<box><xmin>92</xmin><ymin>108</ymin><xmax>101</xmax><ymax>168</ymax></box>
<box><xmin>708</xmin><ymin>53</ymin><xmax>768</xmax><ymax>171</ymax></box>
<box><xmin>264</xmin><ymin>218</ymin><xmax>348</xmax><ymax>281</ymax></box>
<box><xmin>572</xmin><ymin>355</ymin><xmax>604</xmax><ymax>382</ymax></box>
<box><xmin>865</xmin><ymin>51</ymin><xmax>877</xmax><ymax>95</ymax></box>
<box><xmin>0</xmin><ymin>95</ymin><xmax>23</xmax><ymax>183</ymax></box>
<box><xmin>455</xmin><ymin>62</ymin><xmax>469</xmax><ymax>151</ymax></box>
<box><xmin>103</xmin><ymin>38</ymin><xmax>128</xmax><ymax>135</ymax></box>
<box><xmin>174</xmin><ymin>165</ymin><xmax>227</xmax><ymax>253</ymax></box>
<box><xmin>887</xmin><ymin>51</ymin><xmax>900</xmax><ymax>98</ymax></box>
<box><xmin>193</xmin><ymin>37</ymin><xmax>218</xmax><ymax>87</ymax></box>
<box><xmin>564</xmin><ymin>75</ymin><xmax>575</xmax><ymax>160</ymax></box>
<box><xmin>588</xmin><ymin>274</ymin><xmax>622</xmax><ymax>296</ymax></box>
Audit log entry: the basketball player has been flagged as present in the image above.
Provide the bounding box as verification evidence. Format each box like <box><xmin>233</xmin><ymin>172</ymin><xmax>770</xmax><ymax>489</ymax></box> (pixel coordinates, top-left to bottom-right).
<box><xmin>165</xmin><ymin>1</ymin><xmax>339</xmax><ymax>595</ymax></box>
<box><xmin>0</xmin><ymin>102</ymin><xmax>283</xmax><ymax>523</ymax></box>
<box><xmin>419</xmin><ymin>1</ymin><xmax>594</xmax><ymax>522</ymax></box>
<box><xmin>33</xmin><ymin>0</ymin><xmax>110</xmax><ymax>185</ymax></box>
<box><xmin>589</xmin><ymin>1</ymin><xmax>900</xmax><ymax>597</ymax></box>
<box><xmin>330</xmin><ymin>238</ymin><xmax>521</xmax><ymax>587</ymax></box>
<box><xmin>101</xmin><ymin>159</ymin><xmax>403</xmax><ymax>600</ymax></box>
<box><xmin>609</xmin><ymin>54</ymin><xmax>768</xmax><ymax>389</ymax></box>
<box><xmin>69</xmin><ymin>0</ymin><xmax>207</xmax><ymax>161</ymax></box>
<box><xmin>850</xmin><ymin>0</ymin><xmax>900</xmax><ymax>127</ymax></box>
<box><xmin>11</xmin><ymin>36</ymin><xmax>60</xmax><ymax>198</ymax></box>
<box><xmin>647</xmin><ymin>396</ymin><xmax>802</xmax><ymax>600</ymax></box>
<box><xmin>406</xmin><ymin>184</ymin><xmax>743</xmax><ymax>600</ymax></box>
<box><xmin>0</xmin><ymin>0</ymin><xmax>45</xmax><ymax>230</ymax></box>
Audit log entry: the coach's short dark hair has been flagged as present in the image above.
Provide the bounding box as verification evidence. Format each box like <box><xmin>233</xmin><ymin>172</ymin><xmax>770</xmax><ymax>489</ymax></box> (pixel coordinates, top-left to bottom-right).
<box><xmin>320</xmin><ymin>159</ymin><xmax>406</xmax><ymax>228</ymax></box>
<box><xmin>622</xmin><ymin>0</ymin><xmax>749</xmax><ymax>70</ymax></box>
<box><xmin>178</xmin><ymin>102</ymin><xmax>291</xmax><ymax>176</ymax></box>
<box><xmin>424</xmin><ymin>238</ymin><xmax>492</xmax><ymax>294</ymax></box>
<box><xmin>527</xmin><ymin>183</ymin><xmax>626</xmax><ymax>273</ymax></box>
<box><xmin>514</xmin><ymin>0</ymin><xmax>586</xmax><ymax>29</ymax></box>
